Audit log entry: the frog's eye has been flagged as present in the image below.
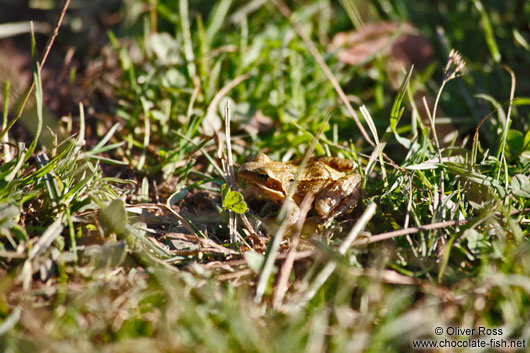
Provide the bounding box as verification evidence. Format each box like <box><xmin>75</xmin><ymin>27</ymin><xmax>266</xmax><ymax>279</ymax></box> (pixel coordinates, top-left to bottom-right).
<box><xmin>256</xmin><ymin>173</ymin><xmax>269</xmax><ymax>181</ymax></box>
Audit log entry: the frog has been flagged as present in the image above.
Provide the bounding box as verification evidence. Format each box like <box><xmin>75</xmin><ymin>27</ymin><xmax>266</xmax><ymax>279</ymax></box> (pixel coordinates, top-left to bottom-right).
<box><xmin>239</xmin><ymin>152</ymin><xmax>362</xmax><ymax>227</ymax></box>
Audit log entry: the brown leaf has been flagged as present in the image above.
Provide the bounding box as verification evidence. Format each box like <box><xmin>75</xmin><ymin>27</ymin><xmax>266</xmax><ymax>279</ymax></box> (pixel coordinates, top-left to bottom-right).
<box><xmin>329</xmin><ymin>22</ymin><xmax>434</xmax><ymax>86</ymax></box>
<box><xmin>242</xmin><ymin>110</ymin><xmax>274</xmax><ymax>137</ymax></box>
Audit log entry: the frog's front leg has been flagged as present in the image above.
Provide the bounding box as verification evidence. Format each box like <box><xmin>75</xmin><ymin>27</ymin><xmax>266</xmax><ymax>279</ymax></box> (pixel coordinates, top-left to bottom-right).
<box><xmin>314</xmin><ymin>173</ymin><xmax>362</xmax><ymax>221</ymax></box>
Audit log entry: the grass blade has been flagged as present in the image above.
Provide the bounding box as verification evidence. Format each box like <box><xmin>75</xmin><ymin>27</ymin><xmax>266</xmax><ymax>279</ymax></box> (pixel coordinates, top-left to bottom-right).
<box><xmin>472</xmin><ymin>0</ymin><xmax>501</xmax><ymax>63</ymax></box>
<box><xmin>179</xmin><ymin>0</ymin><xmax>197</xmax><ymax>78</ymax></box>
<box><xmin>24</xmin><ymin>24</ymin><xmax>43</xmax><ymax>162</ymax></box>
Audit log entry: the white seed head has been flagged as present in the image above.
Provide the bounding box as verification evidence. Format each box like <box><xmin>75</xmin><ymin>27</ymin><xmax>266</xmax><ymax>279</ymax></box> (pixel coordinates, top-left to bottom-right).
<box><xmin>444</xmin><ymin>49</ymin><xmax>466</xmax><ymax>82</ymax></box>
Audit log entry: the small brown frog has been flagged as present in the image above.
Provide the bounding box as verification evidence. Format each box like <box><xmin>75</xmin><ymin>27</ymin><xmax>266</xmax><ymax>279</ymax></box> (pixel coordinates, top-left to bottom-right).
<box><xmin>239</xmin><ymin>152</ymin><xmax>362</xmax><ymax>226</ymax></box>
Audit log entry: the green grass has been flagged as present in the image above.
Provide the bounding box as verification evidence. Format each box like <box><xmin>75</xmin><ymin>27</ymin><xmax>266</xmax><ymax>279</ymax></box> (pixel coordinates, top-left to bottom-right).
<box><xmin>1</xmin><ymin>0</ymin><xmax>530</xmax><ymax>352</ymax></box>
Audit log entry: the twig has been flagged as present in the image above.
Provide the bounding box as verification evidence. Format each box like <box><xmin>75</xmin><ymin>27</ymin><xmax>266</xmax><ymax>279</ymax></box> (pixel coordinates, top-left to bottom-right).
<box><xmin>204</xmin><ymin>74</ymin><xmax>251</xmax><ymax>134</ymax></box>
<box><xmin>254</xmin><ymin>200</ymin><xmax>295</xmax><ymax>303</ymax></box>
<box><xmin>224</xmin><ymin>103</ymin><xmax>236</xmax><ymax>190</ymax></box>
<box><xmin>204</xmin><ymin>250</ymin><xmax>314</xmax><ymax>269</ymax></box>
<box><xmin>0</xmin><ymin>251</ymin><xmax>26</xmax><ymax>259</ymax></box>
<box><xmin>272</xmin><ymin>193</ymin><xmax>314</xmax><ymax>310</ymax></box>
<box><xmin>352</xmin><ymin>218</ymin><xmax>470</xmax><ymax>246</ymax></box>
<box><xmin>270</xmin><ymin>0</ymin><xmax>374</xmax><ymax>147</ymax></box>
<box><xmin>223</xmin><ymin>103</ymin><xmax>238</xmax><ymax>243</ymax></box>
<box><xmin>217</xmin><ymin>268</ymin><xmax>254</xmax><ymax>281</ymax></box>
<box><xmin>345</xmin><ymin>268</ymin><xmax>455</xmax><ymax>301</ymax></box>
<box><xmin>221</xmin><ymin>102</ymin><xmax>257</xmax><ymax>240</ymax></box>
<box><xmin>356</xmin><ymin>207</ymin><xmax>530</xmax><ymax>247</ymax></box>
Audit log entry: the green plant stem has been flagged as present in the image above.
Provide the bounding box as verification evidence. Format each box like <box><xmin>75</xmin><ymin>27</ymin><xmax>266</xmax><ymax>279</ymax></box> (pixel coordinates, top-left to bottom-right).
<box><xmin>427</xmin><ymin>81</ymin><xmax>446</xmax><ymax>213</ymax></box>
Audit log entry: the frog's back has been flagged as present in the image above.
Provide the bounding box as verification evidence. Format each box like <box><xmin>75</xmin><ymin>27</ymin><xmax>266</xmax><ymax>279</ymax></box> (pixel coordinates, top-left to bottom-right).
<box><xmin>313</xmin><ymin>157</ymin><xmax>356</xmax><ymax>172</ymax></box>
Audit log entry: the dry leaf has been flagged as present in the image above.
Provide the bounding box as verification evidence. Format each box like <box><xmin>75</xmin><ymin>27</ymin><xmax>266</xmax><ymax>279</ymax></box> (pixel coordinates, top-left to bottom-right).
<box><xmin>329</xmin><ymin>22</ymin><xmax>434</xmax><ymax>87</ymax></box>
<box><xmin>243</xmin><ymin>110</ymin><xmax>274</xmax><ymax>137</ymax></box>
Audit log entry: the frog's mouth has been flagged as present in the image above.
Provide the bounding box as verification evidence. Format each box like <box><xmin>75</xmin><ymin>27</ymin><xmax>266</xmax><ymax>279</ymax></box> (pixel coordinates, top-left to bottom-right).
<box><xmin>251</xmin><ymin>183</ymin><xmax>285</xmax><ymax>205</ymax></box>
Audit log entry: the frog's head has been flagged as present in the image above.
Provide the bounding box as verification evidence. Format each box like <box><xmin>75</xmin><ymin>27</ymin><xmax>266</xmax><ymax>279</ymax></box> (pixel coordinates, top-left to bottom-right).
<box><xmin>239</xmin><ymin>152</ymin><xmax>295</xmax><ymax>205</ymax></box>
